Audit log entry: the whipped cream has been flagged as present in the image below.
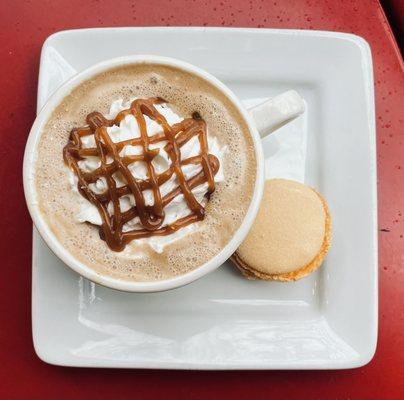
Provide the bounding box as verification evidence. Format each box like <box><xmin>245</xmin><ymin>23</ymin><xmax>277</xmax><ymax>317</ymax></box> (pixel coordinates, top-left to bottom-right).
<box><xmin>69</xmin><ymin>99</ymin><xmax>226</xmax><ymax>253</ymax></box>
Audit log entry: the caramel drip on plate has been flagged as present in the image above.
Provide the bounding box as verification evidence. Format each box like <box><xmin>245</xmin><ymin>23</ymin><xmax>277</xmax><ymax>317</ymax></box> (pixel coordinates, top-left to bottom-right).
<box><xmin>63</xmin><ymin>98</ymin><xmax>219</xmax><ymax>251</ymax></box>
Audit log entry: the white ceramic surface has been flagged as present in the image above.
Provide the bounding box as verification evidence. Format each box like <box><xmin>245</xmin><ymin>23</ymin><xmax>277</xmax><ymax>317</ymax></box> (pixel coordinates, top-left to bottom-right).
<box><xmin>32</xmin><ymin>27</ymin><xmax>377</xmax><ymax>369</ymax></box>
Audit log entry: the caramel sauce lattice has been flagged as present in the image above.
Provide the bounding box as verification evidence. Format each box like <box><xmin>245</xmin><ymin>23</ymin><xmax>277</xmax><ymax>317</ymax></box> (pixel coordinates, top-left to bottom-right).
<box><xmin>63</xmin><ymin>98</ymin><xmax>219</xmax><ymax>251</ymax></box>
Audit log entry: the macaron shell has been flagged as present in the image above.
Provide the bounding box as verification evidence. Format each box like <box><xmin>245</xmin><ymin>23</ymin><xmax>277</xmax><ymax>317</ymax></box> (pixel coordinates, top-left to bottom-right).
<box><xmin>232</xmin><ymin>179</ymin><xmax>332</xmax><ymax>281</ymax></box>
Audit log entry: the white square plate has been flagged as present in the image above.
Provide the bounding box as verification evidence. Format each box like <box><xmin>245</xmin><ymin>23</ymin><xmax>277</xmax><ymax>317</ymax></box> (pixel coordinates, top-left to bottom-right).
<box><xmin>32</xmin><ymin>28</ymin><xmax>377</xmax><ymax>369</ymax></box>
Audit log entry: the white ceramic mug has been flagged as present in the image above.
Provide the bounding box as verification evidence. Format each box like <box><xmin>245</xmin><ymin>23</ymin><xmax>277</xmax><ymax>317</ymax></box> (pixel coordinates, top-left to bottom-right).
<box><xmin>23</xmin><ymin>55</ymin><xmax>304</xmax><ymax>292</ymax></box>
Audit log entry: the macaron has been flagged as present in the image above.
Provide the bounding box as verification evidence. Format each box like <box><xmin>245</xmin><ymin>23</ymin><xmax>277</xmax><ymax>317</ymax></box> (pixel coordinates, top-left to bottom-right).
<box><xmin>231</xmin><ymin>179</ymin><xmax>331</xmax><ymax>281</ymax></box>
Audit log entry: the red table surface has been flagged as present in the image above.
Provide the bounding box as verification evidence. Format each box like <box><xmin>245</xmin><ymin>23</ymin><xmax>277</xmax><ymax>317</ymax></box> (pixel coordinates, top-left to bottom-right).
<box><xmin>0</xmin><ymin>0</ymin><xmax>403</xmax><ymax>399</ymax></box>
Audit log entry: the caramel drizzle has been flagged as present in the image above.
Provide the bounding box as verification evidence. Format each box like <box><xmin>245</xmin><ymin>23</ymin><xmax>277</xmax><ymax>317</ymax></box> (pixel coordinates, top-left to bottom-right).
<box><xmin>63</xmin><ymin>98</ymin><xmax>219</xmax><ymax>251</ymax></box>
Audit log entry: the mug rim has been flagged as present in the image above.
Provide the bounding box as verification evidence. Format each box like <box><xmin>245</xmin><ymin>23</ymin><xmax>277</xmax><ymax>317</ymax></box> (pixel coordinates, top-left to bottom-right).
<box><xmin>23</xmin><ymin>55</ymin><xmax>264</xmax><ymax>292</ymax></box>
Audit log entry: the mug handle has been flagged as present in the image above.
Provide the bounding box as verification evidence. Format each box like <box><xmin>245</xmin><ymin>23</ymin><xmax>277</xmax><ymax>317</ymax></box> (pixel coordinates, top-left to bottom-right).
<box><xmin>247</xmin><ymin>90</ymin><xmax>305</xmax><ymax>138</ymax></box>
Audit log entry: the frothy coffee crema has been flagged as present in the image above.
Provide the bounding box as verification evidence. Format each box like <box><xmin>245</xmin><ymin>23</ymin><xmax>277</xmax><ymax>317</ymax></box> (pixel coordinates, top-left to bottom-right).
<box><xmin>35</xmin><ymin>64</ymin><xmax>256</xmax><ymax>281</ymax></box>
<box><xmin>63</xmin><ymin>97</ymin><xmax>219</xmax><ymax>252</ymax></box>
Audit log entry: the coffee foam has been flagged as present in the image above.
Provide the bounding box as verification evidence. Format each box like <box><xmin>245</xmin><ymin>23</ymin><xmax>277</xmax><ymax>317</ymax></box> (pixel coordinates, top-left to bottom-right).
<box><xmin>35</xmin><ymin>64</ymin><xmax>256</xmax><ymax>281</ymax></box>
